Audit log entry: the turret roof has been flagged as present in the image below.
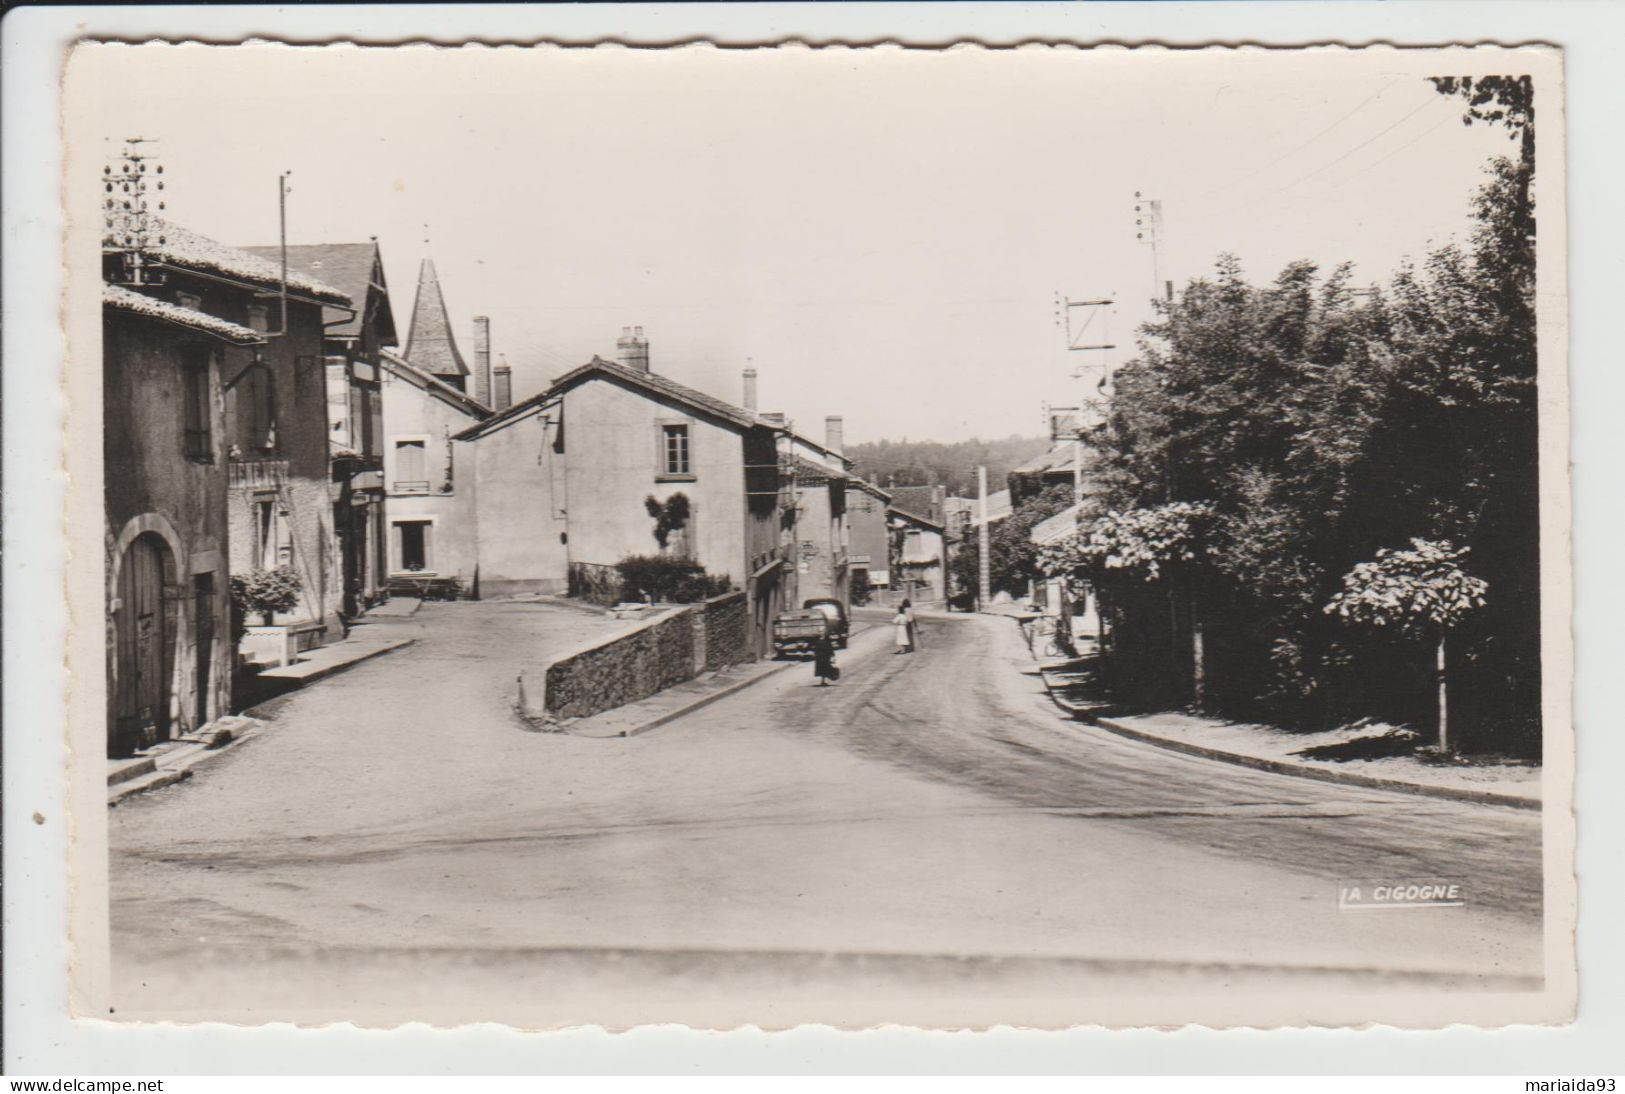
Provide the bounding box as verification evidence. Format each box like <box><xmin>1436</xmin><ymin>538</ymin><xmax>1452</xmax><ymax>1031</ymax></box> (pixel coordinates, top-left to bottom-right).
<box><xmin>402</xmin><ymin>258</ymin><xmax>468</xmax><ymax>379</ymax></box>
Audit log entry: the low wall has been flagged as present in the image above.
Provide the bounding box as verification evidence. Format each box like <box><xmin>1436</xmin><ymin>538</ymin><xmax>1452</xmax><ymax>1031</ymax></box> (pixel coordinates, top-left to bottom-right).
<box><xmin>520</xmin><ymin>589</ymin><xmax>755</xmax><ymax>724</ymax></box>
<box><xmin>699</xmin><ymin>590</ymin><xmax>751</xmax><ymax>672</ymax></box>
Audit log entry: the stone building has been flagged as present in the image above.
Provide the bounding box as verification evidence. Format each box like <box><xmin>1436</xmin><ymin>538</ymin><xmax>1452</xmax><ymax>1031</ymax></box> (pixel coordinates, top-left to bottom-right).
<box><xmin>242</xmin><ymin>240</ymin><xmax>396</xmax><ymax>617</ymax></box>
<box><xmin>456</xmin><ymin>349</ymin><xmax>801</xmax><ymax>656</ymax></box>
<box><xmin>379</xmin><ymin>259</ymin><xmax>493</xmax><ymax>597</ymax></box>
<box><xmin>846</xmin><ymin>478</ymin><xmax>894</xmax><ymax>600</ymax></box>
<box><xmin>102</xmin><ymin>219</ymin><xmax>350</xmax><ymax>755</ymax></box>
<box><xmin>887</xmin><ymin>504</ymin><xmax>948</xmax><ymax>605</ymax></box>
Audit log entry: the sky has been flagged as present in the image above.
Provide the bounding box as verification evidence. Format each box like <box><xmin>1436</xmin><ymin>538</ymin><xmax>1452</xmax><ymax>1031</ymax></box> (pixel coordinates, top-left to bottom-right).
<box><xmin>75</xmin><ymin>43</ymin><xmax>1520</xmax><ymax>445</ymax></box>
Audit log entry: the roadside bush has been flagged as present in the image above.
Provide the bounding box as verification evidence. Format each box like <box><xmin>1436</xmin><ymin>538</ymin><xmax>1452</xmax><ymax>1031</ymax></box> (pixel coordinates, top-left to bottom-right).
<box><xmin>615</xmin><ymin>555</ymin><xmax>732</xmax><ymax>604</ymax></box>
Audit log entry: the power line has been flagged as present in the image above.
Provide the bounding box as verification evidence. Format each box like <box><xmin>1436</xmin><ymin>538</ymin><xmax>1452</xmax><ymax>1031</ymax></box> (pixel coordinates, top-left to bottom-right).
<box><xmin>1226</xmin><ymin>95</ymin><xmax>1447</xmax><ymax>215</ymax></box>
<box><xmin>1187</xmin><ymin>78</ymin><xmax>1399</xmax><ymax>205</ymax></box>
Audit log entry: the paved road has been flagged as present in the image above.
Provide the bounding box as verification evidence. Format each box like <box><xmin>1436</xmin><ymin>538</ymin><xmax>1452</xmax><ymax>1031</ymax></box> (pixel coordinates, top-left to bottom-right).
<box><xmin>108</xmin><ymin>602</ymin><xmax>1544</xmax><ymax>1027</ymax></box>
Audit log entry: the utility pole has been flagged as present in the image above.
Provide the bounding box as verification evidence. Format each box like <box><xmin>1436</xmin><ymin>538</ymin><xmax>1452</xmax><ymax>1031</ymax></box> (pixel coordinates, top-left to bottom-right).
<box><xmin>977</xmin><ymin>465</ymin><xmax>991</xmax><ymax>609</ymax></box>
<box><xmin>1134</xmin><ymin>191</ymin><xmax>1164</xmax><ymax>302</ymax></box>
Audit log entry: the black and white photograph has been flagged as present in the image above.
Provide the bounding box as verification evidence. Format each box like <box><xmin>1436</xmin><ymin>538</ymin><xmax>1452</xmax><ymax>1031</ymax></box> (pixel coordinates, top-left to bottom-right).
<box><xmin>60</xmin><ymin>39</ymin><xmax>1571</xmax><ymax>1031</ymax></box>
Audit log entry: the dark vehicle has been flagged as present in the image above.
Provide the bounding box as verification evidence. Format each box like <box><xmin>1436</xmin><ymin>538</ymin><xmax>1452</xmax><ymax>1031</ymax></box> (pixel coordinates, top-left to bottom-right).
<box><xmin>803</xmin><ymin>597</ymin><xmax>849</xmax><ymax>648</ymax></box>
<box><xmin>771</xmin><ymin>597</ymin><xmax>849</xmax><ymax>658</ymax></box>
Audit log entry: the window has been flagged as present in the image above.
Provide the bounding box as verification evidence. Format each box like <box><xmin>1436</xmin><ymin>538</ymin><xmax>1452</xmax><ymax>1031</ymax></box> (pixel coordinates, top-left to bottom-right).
<box><xmin>238</xmin><ymin>362</ymin><xmax>278</xmax><ymax>452</ymax></box>
<box><xmin>659</xmin><ymin>423</ymin><xmax>692</xmax><ymax>479</ymax></box>
<box><xmin>393</xmin><ymin>439</ymin><xmax>428</xmax><ymax>493</ymax></box>
<box><xmin>253</xmin><ymin>497</ymin><xmax>289</xmax><ymax>570</ymax></box>
<box><xmin>395</xmin><ymin>521</ymin><xmax>431</xmax><ymax>572</ymax></box>
<box><xmin>181</xmin><ymin>347</ymin><xmax>212</xmax><ymax>462</ymax></box>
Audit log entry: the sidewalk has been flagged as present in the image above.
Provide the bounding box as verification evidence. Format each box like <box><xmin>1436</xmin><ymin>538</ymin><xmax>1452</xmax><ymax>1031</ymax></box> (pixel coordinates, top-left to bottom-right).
<box><xmin>563</xmin><ymin>658</ymin><xmax>797</xmax><ymax>738</ymax></box>
<box><xmin>1032</xmin><ymin>649</ymin><xmax>1540</xmax><ymax>811</ymax></box>
<box><xmin>108</xmin><ymin>715</ymin><xmax>265</xmax><ymax>806</ymax></box>
<box><xmin>254</xmin><ymin>626</ymin><xmax>414</xmax><ymax>685</ymax></box>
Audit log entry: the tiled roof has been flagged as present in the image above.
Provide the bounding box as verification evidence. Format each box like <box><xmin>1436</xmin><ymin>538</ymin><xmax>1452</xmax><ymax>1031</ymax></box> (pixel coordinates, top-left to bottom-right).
<box><xmin>379</xmin><ymin>348</ymin><xmax>490</xmax><ymax>419</ymax></box>
<box><xmin>1014</xmin><ymin>443</ymin><xmax>1096</xmax><ymax>477</ymax></box>
<box><xmin>402</xmin><ymin>259</ymin><xmax>468</xmax><ymax>379</ymax></box>
<box><xmin>887</xmin><ymin>504</ymin><xmax>945</xmax><ymax>532</ymax></box>
<box><xmin>887</xmin><ymin>486</ymin><xmax>945</xmax><ymax>524</ymax></box>
<box><xmin>1030</xmin><ymin>503</ymin><xmax>1085</xmax><ymax>546</ymax></box>
<box><xmin>789</xmin><ymin>453</ymin><xmax>848</xmax><ymax>485</ymax></box>
<box><xmin>240</xmin><ymin>242</ymin><xmax>393</xmax><ymax>341</ymax></box>
<box><xmin>851</xmin><ymin>478</ymin><xmax>893</xmax><ymax>503</ymax></box>
<box><xmin>968</xmin><ymin>489</ymin><xmax>1013</xmax><ymax>525</ymax></box>
<box><xmin>122</xmin><ymin>218</ymin><xmax>350</xmax><ymax>305</ymax></box>
<box><xmin>103</xmin><ymin>283</ymin><xmax>266</xmax><ymax>345</ymax></box>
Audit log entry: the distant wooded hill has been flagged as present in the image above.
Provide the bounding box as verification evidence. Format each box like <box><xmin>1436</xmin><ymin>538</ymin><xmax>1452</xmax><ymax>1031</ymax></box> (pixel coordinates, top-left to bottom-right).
<box><xmin>846</xmin><ymin>436</ymin><xmax>1052</xmax><ymax>497</ymax></box>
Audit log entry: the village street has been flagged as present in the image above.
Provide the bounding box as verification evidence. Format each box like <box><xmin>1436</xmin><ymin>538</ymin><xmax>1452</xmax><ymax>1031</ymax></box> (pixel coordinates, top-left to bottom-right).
<box><xmin>109</xmin><ymin>601</ymin><xmax>1544</xmax><ymax>1027</ymax></box>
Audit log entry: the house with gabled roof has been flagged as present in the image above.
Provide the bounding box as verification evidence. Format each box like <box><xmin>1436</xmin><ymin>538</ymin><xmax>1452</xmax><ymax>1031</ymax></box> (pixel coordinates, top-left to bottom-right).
<box><xmin>103</xmin><ymin>216</ymin><xmax>353</xmax><ymax>755</ymax></box>
<box><xmin>458</xmin><ymin>346</ymin><xmax>821</xmax><ymax>657</ymax></box>
<box><xmin>374</xmin><ymin>259</ymin><xmax>495</xmax><ymax>598</ymax></box>
<box><xmin>242</xmin><ymin>240</ymin><xmax>397</xmax><ymax>615</ymax></box>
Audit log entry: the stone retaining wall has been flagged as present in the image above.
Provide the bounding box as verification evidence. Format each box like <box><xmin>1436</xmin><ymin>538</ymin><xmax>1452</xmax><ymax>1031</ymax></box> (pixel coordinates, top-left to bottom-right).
<box><xmin>523</xmin><ymin>590</ymin><xmax>754</xmax><ymax>723</ymax></box>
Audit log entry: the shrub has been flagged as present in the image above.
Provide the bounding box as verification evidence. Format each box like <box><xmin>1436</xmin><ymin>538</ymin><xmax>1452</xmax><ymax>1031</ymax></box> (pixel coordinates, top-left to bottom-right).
<box><xmin>231</xmin><ymin>566</ymin><xmax>302</xmax><ymax>624</ymax></box>
<box><xmin>615</xmin><ymin>554</ymin><xmax>732</xmax><ymax>604</ymax></box>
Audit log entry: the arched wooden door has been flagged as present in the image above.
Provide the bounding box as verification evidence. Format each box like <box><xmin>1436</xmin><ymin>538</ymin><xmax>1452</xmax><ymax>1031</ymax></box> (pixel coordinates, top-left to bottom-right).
<box><xmin>112</xmin><ymin>532</ymin><xmax>173</xmax><ymax>756</ymax></box>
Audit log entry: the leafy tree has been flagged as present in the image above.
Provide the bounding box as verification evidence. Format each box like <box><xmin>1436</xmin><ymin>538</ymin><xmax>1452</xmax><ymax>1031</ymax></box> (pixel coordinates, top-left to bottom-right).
<box><xmin>644</xmin><ymin>492</ymin><xmax>692</xmax><ymax>553</ymax></box>
<box><xmin>950</xmin><ymin>482</ymin><xmax>1074</xmax><ymax>601</ymax></box>
<box><xmin>1326</xmin><ymin>539</ymin><xmax>1488</xmax><ymax>751</ymax></box>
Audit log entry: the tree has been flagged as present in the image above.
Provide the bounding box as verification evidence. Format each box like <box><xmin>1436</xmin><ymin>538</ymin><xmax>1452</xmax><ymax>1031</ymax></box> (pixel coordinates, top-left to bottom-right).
<box><xmin>1040</xmin><ymin>501</ymin><xmax>1216</xmax><ymax>706</ymax></box>
<box><xmin>644</xmin><ymin>493</ymin><xmax>691</xmax><ymax>554</ymax></box>
<box><xmin>1325</xmin><ymin>539</ymin><xmax>1488</xmax><ymax>751</ymax></box>
<box><xmin>950</xmin><ymin>482</ymin><xmax>1074</xmax><ymax>601</ymax></box>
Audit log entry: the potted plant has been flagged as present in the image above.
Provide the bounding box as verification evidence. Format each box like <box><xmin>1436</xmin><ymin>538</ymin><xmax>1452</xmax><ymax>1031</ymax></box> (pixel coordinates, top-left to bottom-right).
<box><xmin>232</xmin><ymin>566</ymin><xmax>304</xmax><ymax>669</ymax></box>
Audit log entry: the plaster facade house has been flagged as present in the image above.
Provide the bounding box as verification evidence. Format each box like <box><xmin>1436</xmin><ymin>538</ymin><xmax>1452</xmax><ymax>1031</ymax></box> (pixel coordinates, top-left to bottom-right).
<box><xmin>846</xmin><ymin>478</ymin><xmax>893</xmax><ymax>600</ymax></box>
<box><xmin>242</xmin><ymin>240</ymin><xmax>396</xmax><ymax>617</ymax></box>
<box><xmin>380</xmin><ymin>260</ymin><xmax>494</xmax><ymax>597</ymax></box>
<box><xmin>887</xmin><ymin>504</ymin><xmax>949</xmax><ymax>605</ymax></box>
<box><xmin>102</xmin><ymin>220</ymin><xmax>351</xmax><ymax>756</ymax></box>
<box><xmin>457</xmin><ymin>342</ymin><xmax>839</xmax><ymax>657</ymax></box>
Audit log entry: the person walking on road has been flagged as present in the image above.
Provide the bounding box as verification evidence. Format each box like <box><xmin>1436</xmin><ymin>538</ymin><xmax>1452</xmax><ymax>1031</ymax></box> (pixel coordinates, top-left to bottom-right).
<box><xmin>893</xmin><ymin>598</ymin><xmax>916</xmax><ymax>654</ymax></box>
<box><xmin>813</xmin><ymin>631</ymin><xmax>840</xmax><ymax>686</ymax></box>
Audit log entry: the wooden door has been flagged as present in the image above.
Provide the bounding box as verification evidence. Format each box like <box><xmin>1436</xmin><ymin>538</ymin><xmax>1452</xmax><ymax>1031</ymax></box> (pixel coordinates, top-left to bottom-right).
<box><xmin>113</xmin><ymin>534</ymin><xmax>172</xmax><ymax>755</ymax></box>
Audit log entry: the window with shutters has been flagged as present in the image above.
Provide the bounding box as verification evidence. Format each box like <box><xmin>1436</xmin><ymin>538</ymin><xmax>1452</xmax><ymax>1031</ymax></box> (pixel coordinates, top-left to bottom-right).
<box><xmin>393</xmin><ymin>438</ymin><xmax>429</xmax><ymax>494</ymax></box>
<box><xmin>180</xmin><ymin>346</ymin><xmax>212</xmax><ymax>462</ymax></box>
<box><xmin>656</xmin><ymin>421</ymin><xmax>694</xmax><ymax>481</ymax></box>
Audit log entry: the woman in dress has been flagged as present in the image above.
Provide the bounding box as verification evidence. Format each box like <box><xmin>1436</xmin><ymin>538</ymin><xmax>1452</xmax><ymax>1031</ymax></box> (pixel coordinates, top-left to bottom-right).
<box><xmin>813</xmin><ymin>631</ymin><xmax>840</xmax><ymax>685</ymax></box>
<box><xmin>893</xmin><ymin>598</ymin><xmax>915</xmax><ymax>654</ymax></box>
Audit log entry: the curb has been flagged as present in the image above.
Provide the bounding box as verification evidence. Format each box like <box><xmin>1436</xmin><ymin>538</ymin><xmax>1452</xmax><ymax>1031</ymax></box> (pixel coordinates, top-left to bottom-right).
<box><xmin>256</xmin><ymin>637</ymin><xmax>415</xmax><ymax>687</ymax></box>
<box><xmin>1027</xmin><ymin>654</ymin><xmax>1540</xmax><ymax>812</ymax></box>
<box><xmin>618</xmin><ymin>660</ymin><xmax>800</xmax><ymax>738</ymax></box>
<box><xmin>108</xmin><ymin>717</ymin><xmax>265</xmax><ymax>807</ymax></box>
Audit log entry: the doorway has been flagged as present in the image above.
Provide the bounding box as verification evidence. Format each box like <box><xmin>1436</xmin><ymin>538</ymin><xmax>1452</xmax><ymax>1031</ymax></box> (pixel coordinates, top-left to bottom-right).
<box><xmin>112</xmin><ymin>532</ymin><xmax>175</xmax><ymax>756</ymax></box>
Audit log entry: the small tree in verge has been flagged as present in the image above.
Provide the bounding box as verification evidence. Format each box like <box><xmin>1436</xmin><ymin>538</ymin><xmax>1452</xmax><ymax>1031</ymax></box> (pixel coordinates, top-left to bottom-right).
<box><xmin>1040</xmin><ymin>501</ymin><xmax>1216</xmax><ymax>706</ymax></box>
<box><xmin>1324</xmin><ymin>538</ymin><xmax>1488</xmax><ymax>752</ymax></box>
<box><xmin>231</xmin><ymin>566</ymin><xmax>303</xmax><ymax>626</ymax></box>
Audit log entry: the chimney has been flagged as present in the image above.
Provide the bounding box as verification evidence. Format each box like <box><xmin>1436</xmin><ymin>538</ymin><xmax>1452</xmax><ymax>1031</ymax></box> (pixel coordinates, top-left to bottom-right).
<box><xmin>493</xmin><ymin>363</ymin><xmax>513</xmax><ymax>412</ymax></box>
<box><xmin>616</xmin><ymin>325</ymin><xmax>650</xmax><ymax>373</ymax></box>
<box><xmin>742</xmin><ymin>366</ymin><xmax>758</xmax><ymax>412</ymax></box>
<box><xmin>824</xmin><ymin>415</ymin><xmax>844</xmax><ymax>454</ymax></box>
<box><xmin>473</xmin><ymin>316</ymin><xmax>492</xmax><ymax>408</ymax></box>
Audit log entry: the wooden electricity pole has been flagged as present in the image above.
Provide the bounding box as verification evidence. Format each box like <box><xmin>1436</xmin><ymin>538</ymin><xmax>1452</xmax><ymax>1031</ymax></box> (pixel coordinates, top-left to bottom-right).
<box><xmin>977</xmin><ymin>465</ymin><xmax>991</xmax><ymax>609</ymax></box>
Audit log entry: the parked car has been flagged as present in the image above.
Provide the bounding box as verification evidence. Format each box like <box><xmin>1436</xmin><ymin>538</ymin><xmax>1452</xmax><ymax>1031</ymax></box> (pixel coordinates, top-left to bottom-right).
<box><xmin>803</xmin><ymin>597</ymin><xmax>849</xmax><ymax>648</ymax></box>
<box><xmin>771</xmin><ymin>598</ymin><xmax>849</xmax><ymax>658</ymax></box>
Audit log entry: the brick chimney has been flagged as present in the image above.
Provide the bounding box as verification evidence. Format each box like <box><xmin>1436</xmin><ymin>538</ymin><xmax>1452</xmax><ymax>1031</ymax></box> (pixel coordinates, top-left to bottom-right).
<box><xmin>743</xmin><ymin>366</ymin><xmax>758</xmax><ymax>412</ymax></box>
<box><xmin>493</xmin><ymin>363</ymin><xmax>513</xmax><ymax>411</ymax></box>
<box><xmin>473</xmin><ymin>316</ymin><xmax>492</xmax><ymax>408</ymax></box>
<box><xmin>824</xmin><ymin>415</ymin><xmax>844</xmax><ymax>454</ymax></box>
<box><xmin>616</xmin><ymin>325</ymin><xmax>650</xmax><ymax>373</ymax></box>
